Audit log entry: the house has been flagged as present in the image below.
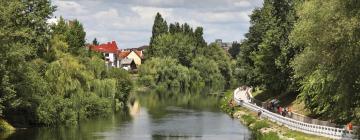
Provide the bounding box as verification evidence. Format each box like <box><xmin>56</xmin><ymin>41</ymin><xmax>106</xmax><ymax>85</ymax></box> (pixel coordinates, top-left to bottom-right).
<box><xmin>90</xmin><ymin>41</ymin><xmax>120</xmax><ymax>68</ymax></box>
<box><xmin>118</xmin><ymin>50</ymin><xmax>143</xmax><ymax>66</ymax></box>
<box><xmin>89</xmin><ymin>41</ymin><xmax>144</xmax><ymax>70</ymax></box>
<box><xmin>120</xmin><ymin>58</ymin><xmax>137</xmax><ymax>71</ymax></box>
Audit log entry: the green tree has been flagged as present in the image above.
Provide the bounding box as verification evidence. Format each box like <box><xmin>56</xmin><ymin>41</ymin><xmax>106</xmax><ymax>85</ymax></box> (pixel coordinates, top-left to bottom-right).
<box><xmin>106</xmin><ymin>68</ymin><xmax>133</xmax><ymax>103</ymax></box>
<box><xmin>228</xmin><ymin>42</ymin><xmax>241</xmax><ymax>59</ymax></box>
<box><xmin>192</xmin><ymin>56</ymin><xmax>225</xmax><ymax>92</ymax></box>
<box><xmin>0</xmin><ymin>0</ymin><xmax>55</xmax><ymax>117</ymax></box>
<box><xmin>151</xmin><ymin>33</ymin><xmax>196</xmax><ymax>67</ymax></box>
<box><xmin>193</xmin><ymin>27</ymin><xmax>207</xmax><ymax>53</ymax></box>
<box><xmin>235</xmin><ymin>0</ymin><xmax>297</xmax><ymax>94</ymax></box>
<box><xmin>92</xmin><ymin>38</ymin><xmax>99</xmax><ymax>46</ymax></box>
<box><xmin>66</xmin><ymin>20</ymin><xmax>86</xmax><ymax>55</ymax></box>
<box><xmin>138</xmin><ymin>57</ymin><xmax>204</xmax><ymax>94</ymax></box>
<box><xmin>200</xmin><ymin>44</ymin><xmax>233</xmax><ymax>89</ymax></box>
<box><xmin>148</xmin><ymin>13</ymin><xmax>168</xmax><ymax>57</ymax></box>
<box><xmin>291</xmin><ymin>0</ymin><xmax>360</xmax><ymax>123</ymax></box>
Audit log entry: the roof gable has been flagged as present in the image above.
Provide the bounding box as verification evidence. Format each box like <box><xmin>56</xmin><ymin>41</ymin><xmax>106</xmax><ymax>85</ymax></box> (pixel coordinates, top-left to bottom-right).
<box><xmin>90</xmin><ymin>41</ymin><xmax>119</xmax><ymax>53</ymax></box>
<box><xmin>118</xmin><ymin>51</ymin><xmax>131</xmax><ymax>59</ymax></box>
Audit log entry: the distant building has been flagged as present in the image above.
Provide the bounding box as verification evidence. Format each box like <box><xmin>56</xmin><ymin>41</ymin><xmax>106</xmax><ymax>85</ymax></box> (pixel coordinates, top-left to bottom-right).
<box><xmin>213</xmin><ymin>39</ymin><xmax>232</xmax><ymax>51</ymax></box>
<box><xmin>90</xmin><ymin>41</ymin><xmax>120</xmax><ymax>68</ymax></box>
<box><xmin>118</xmin><ymin>50</ymin><xmax>143</xmax><ymax>68</ymax></box>
<box><xmin>89</xmin><ymin>41</ymin><xmax>144</xmax><ymax>71</ymax></box>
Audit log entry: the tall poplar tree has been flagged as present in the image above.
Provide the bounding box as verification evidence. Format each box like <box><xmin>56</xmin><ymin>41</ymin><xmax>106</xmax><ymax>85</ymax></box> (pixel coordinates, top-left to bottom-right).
<box><xmin>148</xmin><ymin>13</ymin><xmax>168</xmax><ymax>57</ymax></box>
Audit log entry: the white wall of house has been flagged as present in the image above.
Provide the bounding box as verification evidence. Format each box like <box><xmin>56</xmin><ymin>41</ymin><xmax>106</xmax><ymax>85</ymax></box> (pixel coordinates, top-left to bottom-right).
<box><xmin>104</xmin><ymin>53</ymin><xmax>116</xmax><ymax>67</ymax></box>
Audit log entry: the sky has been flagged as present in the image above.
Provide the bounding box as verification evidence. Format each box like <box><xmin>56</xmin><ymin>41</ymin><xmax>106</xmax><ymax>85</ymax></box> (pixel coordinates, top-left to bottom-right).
<box><xmin>51</xmin><ymin>0</ymin><xmax>263</xmax><ymax>49</ymax></box>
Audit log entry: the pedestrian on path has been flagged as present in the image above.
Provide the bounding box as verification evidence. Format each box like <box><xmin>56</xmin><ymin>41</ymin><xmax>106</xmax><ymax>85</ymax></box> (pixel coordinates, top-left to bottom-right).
<box><xmin>347</xmin><ymin>122</ymin><xmax>353</xmax><ymax>131</ymax></box>
<box><xmin>278</xmin><ymin>106</ymin><xmax>282</xmax><ymax>115</ymax></box>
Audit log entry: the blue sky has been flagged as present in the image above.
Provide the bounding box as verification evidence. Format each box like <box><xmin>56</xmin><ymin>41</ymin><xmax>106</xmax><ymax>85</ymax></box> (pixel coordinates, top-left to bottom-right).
<box><xmin>51</xmin><ymin>0</ymin><xmax>263</xmax><ymax>49</ymax></box>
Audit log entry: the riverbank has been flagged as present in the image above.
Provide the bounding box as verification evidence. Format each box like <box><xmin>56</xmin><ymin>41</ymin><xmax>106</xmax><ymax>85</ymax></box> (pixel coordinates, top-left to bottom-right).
<box><xmin>221</xmin><ymin>90</ymin><xmax>330</xmax><ymax>140</ymax></box>
<box><xmin>0</xmin><ymin>119</ymin><xmax>15</xmax><ymax>132</ymax></box>
<box><xmin>0</xmin><ymin>119</ymin><xmax>15</xmax><ymax>139</ymax></box>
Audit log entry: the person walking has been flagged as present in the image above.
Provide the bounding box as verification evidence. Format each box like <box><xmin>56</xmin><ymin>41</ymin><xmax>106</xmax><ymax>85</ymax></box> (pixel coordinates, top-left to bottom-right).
<box><xmin>278</xmin><ymin>106</ymin><xmax>282</xmax><ymax>115</ymax></box>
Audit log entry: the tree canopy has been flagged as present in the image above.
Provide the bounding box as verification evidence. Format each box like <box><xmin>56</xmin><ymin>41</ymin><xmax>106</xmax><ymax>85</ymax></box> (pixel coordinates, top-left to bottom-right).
<box><xmin>0</xmin><ymin>0</ymin><xmax>133</xmax><ymax>126</ymax></box>
<box><xmin>140</xmin><ymin>13</ymin><xmax>232</xmax><ymax>94</ymax></box>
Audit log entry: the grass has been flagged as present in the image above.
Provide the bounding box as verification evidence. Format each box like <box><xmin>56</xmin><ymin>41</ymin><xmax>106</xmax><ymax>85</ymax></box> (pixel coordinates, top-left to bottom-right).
<box><xmin>283</xmin><ymin>130</ymin><xmax>330</xmax><ymax>140</ymax></box>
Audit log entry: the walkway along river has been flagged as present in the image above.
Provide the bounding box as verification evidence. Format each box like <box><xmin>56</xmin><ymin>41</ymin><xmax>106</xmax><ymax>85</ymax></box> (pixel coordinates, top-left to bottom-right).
<box><xmin>2</xmin><ymin>92</ymin><xmax>251</xmax><ymax>140</ymax></box>
<box><xmin>234</xmin><ymin>87</ymin><xmax>356</xmax><ymax>139</ymax></box>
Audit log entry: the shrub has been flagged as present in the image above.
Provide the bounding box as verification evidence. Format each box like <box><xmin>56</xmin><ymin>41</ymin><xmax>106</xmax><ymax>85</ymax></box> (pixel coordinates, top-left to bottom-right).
<box><xmin>252</xmin><ymin>120</ymin><xmax>269</xmax><ymax>131</ymax></box>
<box><xmin>242</xmin><ymin>115</ymin><xmax>256</xmax><ymax>126</ymax></box>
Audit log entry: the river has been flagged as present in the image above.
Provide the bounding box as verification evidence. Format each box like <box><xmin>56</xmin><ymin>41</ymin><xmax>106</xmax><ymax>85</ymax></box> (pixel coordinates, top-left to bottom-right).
<box><xmin>2</xmin><ymin>92</ymin><xmax>250</xmax><ymax>140</ymax></box>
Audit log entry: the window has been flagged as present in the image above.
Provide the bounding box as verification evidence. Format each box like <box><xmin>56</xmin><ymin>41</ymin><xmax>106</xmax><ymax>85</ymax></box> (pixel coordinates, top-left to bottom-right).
<box><xmin>105</xmin><ymin>53</ymin><xmax>109</xmax><ymax>57</ymax></box>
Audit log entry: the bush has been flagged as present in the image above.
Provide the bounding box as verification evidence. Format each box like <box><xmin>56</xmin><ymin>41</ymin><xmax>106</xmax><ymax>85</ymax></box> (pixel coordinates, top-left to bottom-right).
<box><xmin>82</xmin><ymin>93</ymin><xmax>112</xmax><ymax>118</ymax></box>
<box><xmin>36</xmin><ymin>95</ymin><xmax>77</xmax><ymax>125</ymax></box>
<box><xmin>254</xmin><ymin>132</ymin><xmax>280</xmax><ymax>140</ymax></box>
<box><xmin>0</xmin><ymin>119</ymin><xmax>15</xmax><ymax>131</ymax></box>
<box><xmin>242</xmin><ymin>115</ymin><xmax>256</xmax><ymax>126</ymax></box>
<box><xmin>252</xmin><ymin>120</ymin><xmax>269</xmax><ymax>131</ymax></box>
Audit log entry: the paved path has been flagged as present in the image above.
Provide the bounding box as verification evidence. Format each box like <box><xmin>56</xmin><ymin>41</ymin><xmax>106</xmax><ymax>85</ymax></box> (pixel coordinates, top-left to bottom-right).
<box><xmin>234</xmin><ymin>87</ymin><xmax>252</xmax><ymax>103</ymax></box>
<box><xmin>233</xmin><ymin>87</ymin><xmax>356</xmax><ymax>139</ymax></box>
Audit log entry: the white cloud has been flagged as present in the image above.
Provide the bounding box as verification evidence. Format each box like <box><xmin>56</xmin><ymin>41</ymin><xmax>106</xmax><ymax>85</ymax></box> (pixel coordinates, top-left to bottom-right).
<box><xmin>53</xmin><ymin>0</ymin><xmax>88</xmax><ymax>15</ymax></box>
<box><xmin>234</xmin><ymin>1</ymin><xmax>252</xmax><ymax>7</ymax></box>
<box><xmin>52</xmin><ymin>0</ymin><xmax>263</xmax><ymax>48</ymax></box>
<box><xmin>131</xmin><ymin>6</ymin><xmax>173</xmax><ymax>20</ymax></box>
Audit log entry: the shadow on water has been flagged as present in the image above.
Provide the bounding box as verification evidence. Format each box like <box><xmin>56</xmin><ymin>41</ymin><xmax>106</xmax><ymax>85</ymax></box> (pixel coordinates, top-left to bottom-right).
<box><xmin>3</xmin><ymin>91</ymin><xmax>251</xmax><ymax>140</ymax></box>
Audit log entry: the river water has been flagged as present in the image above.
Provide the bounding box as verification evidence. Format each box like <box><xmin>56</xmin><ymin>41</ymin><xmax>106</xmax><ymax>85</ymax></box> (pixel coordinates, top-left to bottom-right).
<box><xmin>3</xmin><ymin>93</ymin><xmax>250</xmax><ymax>140</ymax></box>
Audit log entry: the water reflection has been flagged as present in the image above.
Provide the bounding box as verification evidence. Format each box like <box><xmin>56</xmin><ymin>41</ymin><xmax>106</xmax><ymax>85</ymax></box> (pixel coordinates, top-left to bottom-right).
<box><xmin>4</xmin><ymin>92</ymin><xmax>250</xmax><ymax>140</ymax></box>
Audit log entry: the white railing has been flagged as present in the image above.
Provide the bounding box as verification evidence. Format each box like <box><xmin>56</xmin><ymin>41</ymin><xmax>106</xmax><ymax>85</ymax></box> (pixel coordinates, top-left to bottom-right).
<box><xmin>233</xmin><ymin>88</ymin><xmax>356</xmax><ymax>140</ymax></box>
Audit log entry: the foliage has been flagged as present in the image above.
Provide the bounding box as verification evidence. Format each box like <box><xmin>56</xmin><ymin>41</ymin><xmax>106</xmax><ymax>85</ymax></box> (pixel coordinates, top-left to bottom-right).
<box><xmin>148</xmin><ymin>12</ymin><xmax>168</xmax><ymax>57</ymax></box>
<box><xmin>200</xmin><ymin>43</ymin><xmax>233</xmax><ymax>88</ymax></box>
<box><xmin>291</xmin><ymin>0</ymin><xmax>360</xmax><ymax>123</ymax></box>
<box><xmin>106</xmin><ymin>68</ymin><xmax>133</xmax><ymax>103</ymax></box>
<box><xmin>143</xmin><ymin>13</ymin><xmax>232</xmax><ymax>94</ymax></box>
<box><xmin>66</xmin><ymin>20</ymin><xmax>86</xmax><ymax>55</ymax></box>
<box><xmin>192</xmin><ymin>56</ymin><xmax>225</xmax><ymax>92</ymax></box>
<box><xmin>228</xmin><ymin>42</ymin><xmax>241</xmax><ymax>59</ymax></box>
<box><xmin>138</xmin><ymin>57</ymin><xmax>204</xmax><ymax>94</ymax></box>
<box><xmin>0</xmin><ymin>0</ymin><xmax>132</xmax><ymax>127</ymax></box>
<box><xmin>254</xmin><ymin>132</ymin><xmax>280</xmax><ymax>140</ymax></box>
<box><xmin>235</xmin><ymin>0</ymin><xmax>298</xmax><ymax>94</ymax></box>
<box><xmin>92</xmin><ymin>38</ymin><xmax>99</xmax><ymax>45</ymax></box>
<box><xmin>0</xmin><ymin>118</ymin><xmax>15</xmax><ymax>132</ymax></box>
<box><xmin>0</xmin><ymin>0</ymin><xmax>55</xmax><ymax>118</ymax></box>
<box><xmin>241</xmin><ymin>115</ymin><xmax>256</xmax><ymax>126</ymax></box>
<box><xmin>234</xmin><ymin>0</ymin><xmax>360</xmax><ymax>127</ymax></box>
<box><xmin>252</xmin><ymin>120</ymin><xmax>270</xmax><ymax>131</ymax></box>
<box><xmin>150</xmin><ymin>33</ymin><xmax>196</xmax><ymax>67</ymax></box>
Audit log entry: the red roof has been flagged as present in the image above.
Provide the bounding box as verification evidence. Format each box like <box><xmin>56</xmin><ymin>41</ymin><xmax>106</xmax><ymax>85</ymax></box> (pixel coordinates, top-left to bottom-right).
<box><xmin>118</xmin><ymin>51</ymin><xmax>131</xmax><ymax>59</ymax></box>
<box><xmin>90</xmin><ymin>41</ymin><xmax>119</xmax><ymax>53</ymax></box>
<box><xmin>134</xmin><ymin>50</ymin><xmax>143</xmax><ymax>58</ymax></box>
<box><xmin>118</xmin><ymin>50</ymin><xmax>144</xmax><ymax>59</ymax></box>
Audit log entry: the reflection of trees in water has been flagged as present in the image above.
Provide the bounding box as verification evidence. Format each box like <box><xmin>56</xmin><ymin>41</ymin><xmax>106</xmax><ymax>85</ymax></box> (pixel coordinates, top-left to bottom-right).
<box><xmin>5</xmin><ymin>111</ymin><xmax>132</xmax><ymax>140</ymax></box>
<box><xmin>128</xmin><ymin>99</ymin><xmax>141</xmax><ymax>117</ymax></box>
<box><xmin>133</xmin><ymin>90</ymin><xmax>222</xmax><ymax>119</ymax></box>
